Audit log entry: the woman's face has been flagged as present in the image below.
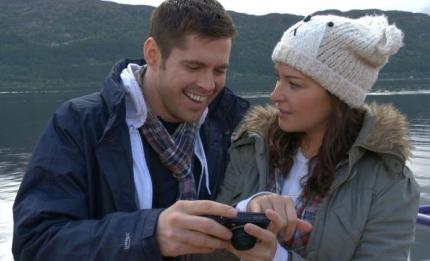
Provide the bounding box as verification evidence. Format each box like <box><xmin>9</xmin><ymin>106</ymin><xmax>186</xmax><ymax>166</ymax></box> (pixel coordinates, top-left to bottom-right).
<box><xmin>271</xmin><ymin>63</ymin><xmax>333</xmax><ymax>137</ymax></box>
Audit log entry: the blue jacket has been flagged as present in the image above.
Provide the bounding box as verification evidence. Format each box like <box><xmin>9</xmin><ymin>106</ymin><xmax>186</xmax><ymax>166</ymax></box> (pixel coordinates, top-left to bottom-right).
<box><xmin>12</xmin><ymin>59</ymin><xmax>249</xmax><ymax>260</ymax></box>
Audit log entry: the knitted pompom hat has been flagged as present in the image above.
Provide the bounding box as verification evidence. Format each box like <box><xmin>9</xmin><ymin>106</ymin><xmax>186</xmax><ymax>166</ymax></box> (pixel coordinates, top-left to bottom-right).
<box><xmin>272</xmin><ymin>14</ymin><xmax>404</xmax><ymax>108</ymax></box>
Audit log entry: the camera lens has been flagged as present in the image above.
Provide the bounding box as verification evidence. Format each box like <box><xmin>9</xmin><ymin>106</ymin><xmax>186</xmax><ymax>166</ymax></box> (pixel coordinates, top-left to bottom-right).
<box><xmin>231</xmin><ymin>226</ymin><xmax>257</xmax><ymax>251</ymax></box>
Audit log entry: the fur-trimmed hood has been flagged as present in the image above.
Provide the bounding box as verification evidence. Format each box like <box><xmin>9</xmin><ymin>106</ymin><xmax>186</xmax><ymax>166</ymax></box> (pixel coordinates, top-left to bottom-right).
<box><xmin>234</xmin><ymin>103</ymin><xmax>411</xmax><ymax>163</ymax></box>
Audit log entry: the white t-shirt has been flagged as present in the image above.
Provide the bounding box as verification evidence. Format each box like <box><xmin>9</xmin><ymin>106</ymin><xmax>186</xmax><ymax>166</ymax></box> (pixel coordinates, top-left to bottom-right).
<box><xmin>281</xmin><ymin>149</ymin><xmax>309</xmax><ymax>205</ymax></box>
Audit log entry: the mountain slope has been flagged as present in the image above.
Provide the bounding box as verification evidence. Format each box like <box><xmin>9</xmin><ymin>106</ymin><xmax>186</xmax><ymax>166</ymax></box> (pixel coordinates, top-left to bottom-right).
<box><xmin>1</xmin><ymin>0</ymin><xmax>430</xmax><ymax>92</ymax></box>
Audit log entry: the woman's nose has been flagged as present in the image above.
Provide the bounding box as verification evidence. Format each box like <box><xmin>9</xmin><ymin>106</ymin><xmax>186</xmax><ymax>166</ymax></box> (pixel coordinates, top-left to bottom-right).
<box><xmin>271</xmin><ymin>82</ymin><xmax>284</xmax><ymax>103</ymax></box>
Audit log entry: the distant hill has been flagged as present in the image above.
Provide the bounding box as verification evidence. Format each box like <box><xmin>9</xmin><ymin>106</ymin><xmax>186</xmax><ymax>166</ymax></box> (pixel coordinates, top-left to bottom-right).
<box><xmin>1</xmin><ymin>0</ymin><xmax>430</xmax><ymax>92</ymax></box>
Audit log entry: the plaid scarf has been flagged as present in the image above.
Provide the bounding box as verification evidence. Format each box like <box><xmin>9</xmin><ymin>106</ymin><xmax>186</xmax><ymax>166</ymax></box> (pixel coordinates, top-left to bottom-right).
<box><xmin>267</xmin><ymin>168</ymin><xmax>321</xmax><ymax>258</ymax></box>
<box><xmin>140</xmin><ymin>111</ymin><xmax>198</xmax><ymax>200</ymax></box>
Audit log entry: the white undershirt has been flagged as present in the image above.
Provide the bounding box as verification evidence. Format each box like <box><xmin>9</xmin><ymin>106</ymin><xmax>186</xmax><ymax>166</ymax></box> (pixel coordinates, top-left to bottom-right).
<box><xmin>236</xmin><ymin>149</ymin><xmax>309</xmax><ymax>261</ymax></box>
<box><xmin>281</xmin><ymin>149</ymin><xmax>309</xmax><ymax>205</ymax></box>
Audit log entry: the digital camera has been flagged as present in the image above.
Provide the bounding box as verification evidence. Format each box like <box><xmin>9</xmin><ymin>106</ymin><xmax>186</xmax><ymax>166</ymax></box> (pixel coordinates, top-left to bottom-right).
<box><xmin>207</xmin><ymin>212</ymin><xmax>270</xmax><ymax>251</ymax></box>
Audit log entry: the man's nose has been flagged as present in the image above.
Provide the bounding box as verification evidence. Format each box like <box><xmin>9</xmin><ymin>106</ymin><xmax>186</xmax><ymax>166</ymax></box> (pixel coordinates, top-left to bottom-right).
<box><xmin>197</xmin><ymin>71</ymin><xmax>216</xmax><ymax>91</ymax></box>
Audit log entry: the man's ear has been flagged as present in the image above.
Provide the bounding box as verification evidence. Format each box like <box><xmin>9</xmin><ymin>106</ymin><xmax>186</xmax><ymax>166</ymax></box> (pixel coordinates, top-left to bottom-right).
<box><xmin>143</xmin><ymin>37</ymin><xmax>161</xmax><ymax>67</ymax></box>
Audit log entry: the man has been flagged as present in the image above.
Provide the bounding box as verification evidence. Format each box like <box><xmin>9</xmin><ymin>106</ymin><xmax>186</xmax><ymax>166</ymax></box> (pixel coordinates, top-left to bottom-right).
<box><xmin>12</xmin><ymin>0</ymin><xmax>250</xmax><ymax>259</ymax></box>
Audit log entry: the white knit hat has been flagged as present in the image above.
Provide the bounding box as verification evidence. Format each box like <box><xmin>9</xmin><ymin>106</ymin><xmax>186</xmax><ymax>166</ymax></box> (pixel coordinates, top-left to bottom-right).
<box><xmin>272</xmin><ymin>14</ymin><xmax>404</xmax><ymax>108</ymax></box>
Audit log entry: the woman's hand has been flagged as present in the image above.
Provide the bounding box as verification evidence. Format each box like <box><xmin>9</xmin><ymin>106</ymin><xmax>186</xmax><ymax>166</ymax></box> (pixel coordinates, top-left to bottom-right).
<box><xmin>227</xmin><ymin>209</ymin><xmax>283</xmax><ymax>261</ymax></box>
<box><xmin>248</xmin><ymin>194</ymin><xmax>312</xmax><ymax>241</ymax></box>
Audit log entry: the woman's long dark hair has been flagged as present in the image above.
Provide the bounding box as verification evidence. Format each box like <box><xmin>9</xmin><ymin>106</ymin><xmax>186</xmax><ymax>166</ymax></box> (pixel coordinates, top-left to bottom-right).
<box><xmin>268</xmin><ymin>94</ymin><xmax>365</xmax><ymax>200</ymax></box>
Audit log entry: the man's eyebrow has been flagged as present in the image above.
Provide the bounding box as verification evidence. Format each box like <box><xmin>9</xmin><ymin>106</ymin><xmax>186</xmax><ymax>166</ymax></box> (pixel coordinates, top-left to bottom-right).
<box><xmin>216</xmin><ymin>64</ymin><xmax>229</xmax><ymax>70</ymax></box>
<box><xmin>181</xmin><ymin>60</ymin><xmax>229</xmax><ymax>69</ymax></box>
<box><xmin>181</xmin><ymin>60</ymin><xmax>204</xmax><ymax>66</ymax></box>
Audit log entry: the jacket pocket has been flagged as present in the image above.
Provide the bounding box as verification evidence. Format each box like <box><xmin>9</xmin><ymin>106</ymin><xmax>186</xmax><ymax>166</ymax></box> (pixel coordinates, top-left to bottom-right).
<box><xmin>316</xmin><ymin>206</ymin><xmax>359</xmax><ymax>261</ymax></box>
<box><xmin>332</xmin><ymin>206</ymin><xmax>361</xmax><ymax>244</ymax></box>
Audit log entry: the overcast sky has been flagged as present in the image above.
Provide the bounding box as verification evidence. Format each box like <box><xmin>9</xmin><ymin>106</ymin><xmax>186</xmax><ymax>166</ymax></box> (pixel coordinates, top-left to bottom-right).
<box><xmin>105</xmin><ymin>0</ymin><xmax>429</xmax><ymax>16</ymax></box>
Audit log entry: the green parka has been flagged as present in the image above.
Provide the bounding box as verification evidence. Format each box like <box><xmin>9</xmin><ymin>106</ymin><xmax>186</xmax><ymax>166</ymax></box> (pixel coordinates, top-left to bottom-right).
<box><xmin>216</xmin><ymin>103</ymin><xmax>420</xmax><ymax>261</ymax></box>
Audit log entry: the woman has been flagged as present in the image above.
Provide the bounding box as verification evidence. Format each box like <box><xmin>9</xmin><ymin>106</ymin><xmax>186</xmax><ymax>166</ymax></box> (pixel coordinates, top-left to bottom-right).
<box><xmin>218</xmin><ymin>14</ymin><xmax>420</xmax><ymax>260</ymax></box>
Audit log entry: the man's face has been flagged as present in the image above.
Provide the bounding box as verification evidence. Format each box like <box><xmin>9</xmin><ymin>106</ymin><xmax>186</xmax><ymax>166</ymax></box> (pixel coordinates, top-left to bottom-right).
<box><xmin>149</xmin><ymin>34</ymin><xmax>232</xmax><ymax>123</ymax></box>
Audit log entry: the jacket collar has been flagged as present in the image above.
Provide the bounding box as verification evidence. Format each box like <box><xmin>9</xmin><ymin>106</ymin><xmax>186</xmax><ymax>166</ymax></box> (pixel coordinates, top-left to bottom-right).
<box><xmin>101</xmin><ymin>59</ymin><xmax>240</xmax><ymax>125</ymax></box>
<box><xmin>232</xmin><ymin>105</ymin><xmax>277</xmax><ymax>143</ymax></box>
<box><xmin>235</xmin><ymin>103</ymin><xmax>411</xmax><ymax>166</ymax></box>
<box><xmin>101</xmin><ymin>59</ymin><xmax>145</xmax><ymax>116</ymax></box>
<box><xmin>350</xmin><ymin>103</ymin><xmax>411</xmax><ymax>163</ymax></box>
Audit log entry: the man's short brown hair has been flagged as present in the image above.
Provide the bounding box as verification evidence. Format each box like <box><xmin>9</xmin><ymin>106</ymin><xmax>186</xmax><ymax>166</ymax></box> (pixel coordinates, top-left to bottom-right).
<box><xmin>149</xmin><ymin>0</ymin><xmax>235</xmax><ymax>59</ymax></box>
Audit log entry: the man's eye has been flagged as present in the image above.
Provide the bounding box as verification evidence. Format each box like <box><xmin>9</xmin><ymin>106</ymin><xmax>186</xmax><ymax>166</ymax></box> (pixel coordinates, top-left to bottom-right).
<box><xmin>187</xmin><ymin>65</ymin><xmax>199</xmax><ymax>71</ymax></box>
<box><xmin>215</xmin><ymin>69</ymin><xmax>227</xmax><ymax>75</ymax></box>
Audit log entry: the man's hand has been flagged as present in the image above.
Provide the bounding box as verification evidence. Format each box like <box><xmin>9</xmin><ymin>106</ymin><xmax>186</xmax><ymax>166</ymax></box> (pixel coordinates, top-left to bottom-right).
<box><xmin>156</xmin><ymin>200</ymin><xmax>238</xmax><ymax>257</ymax></box>
<box><xmin>248</xmin><ymin>194</ymin><xmax>312</xmax><ymax>241</ymax></box>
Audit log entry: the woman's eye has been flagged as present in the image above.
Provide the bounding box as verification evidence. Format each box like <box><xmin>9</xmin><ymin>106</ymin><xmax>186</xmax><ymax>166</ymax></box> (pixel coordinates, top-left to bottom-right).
<box><xmin>290</xmin><ymin>82</ymin><xmax>301</xmax><ymax>89</ymax></box>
